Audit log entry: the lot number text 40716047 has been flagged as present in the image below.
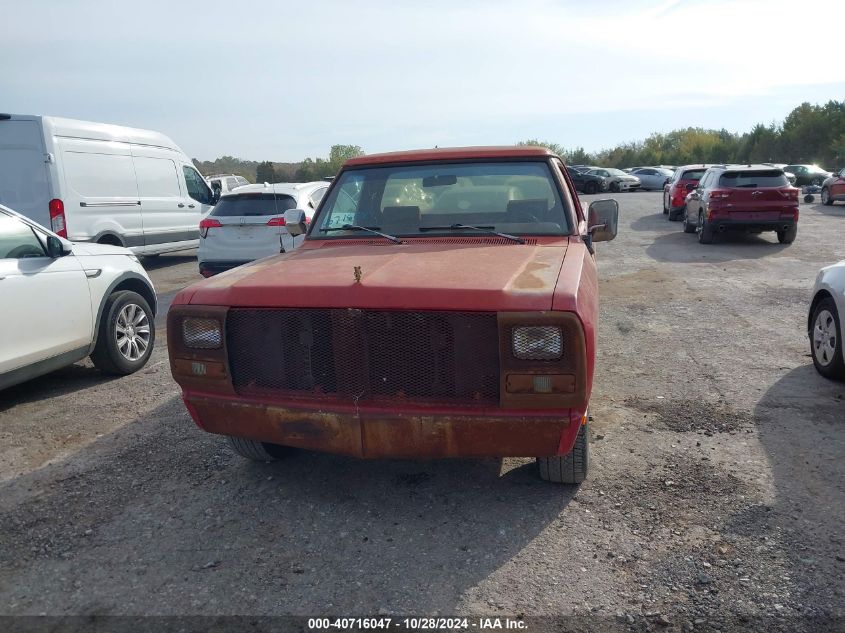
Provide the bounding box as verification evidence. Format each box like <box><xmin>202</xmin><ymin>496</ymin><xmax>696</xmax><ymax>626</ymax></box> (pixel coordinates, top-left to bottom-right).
<box><xmin>307</xmin><ymin>617</ymin><xmax>528</xmax><ymax>630</ymax></box>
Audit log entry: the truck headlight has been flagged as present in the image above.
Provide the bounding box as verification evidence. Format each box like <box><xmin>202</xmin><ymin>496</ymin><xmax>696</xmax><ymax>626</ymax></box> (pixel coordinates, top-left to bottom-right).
<box><xmin>182</xmin><ymin>318</ymin><xmax>222</xmax><ymax>349</ymax></box>
<box><xmin>512</xmin><ymin>326</ymin><xmax>562</xmax><ymax>360</ymax></box>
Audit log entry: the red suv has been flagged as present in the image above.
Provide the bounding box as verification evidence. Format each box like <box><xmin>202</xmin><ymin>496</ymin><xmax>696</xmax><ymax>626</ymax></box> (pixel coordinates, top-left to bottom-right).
<box><xmin>663</xmin><ymin>165</ymin><xmax>710</xmax><ymax>221</ymax></box>
<box><xmin>682</xmin><ymin>165</ymin><xmax>799</xmax><ymax>244</ymax></box>
<box><xmin>167</xmin><ymin>147</ymin><xmax>619</xmax><ymax>484</ymax></box>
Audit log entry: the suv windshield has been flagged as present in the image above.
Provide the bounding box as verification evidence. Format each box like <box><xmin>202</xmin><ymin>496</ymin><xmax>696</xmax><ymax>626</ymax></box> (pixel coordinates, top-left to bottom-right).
<box><xmin>313</xmin><ymin>161</ymin><xmax>571</xmax><ymax>237</ymax></box>
<box><xmin>210</xmin><ymin>193</ymin><xmax>296</xmax><ymax>217</ymax></box>
<box><xmin>719</xmin><ymin>170</ymin><xmax>789</xmax><ymax>188</ymax></box>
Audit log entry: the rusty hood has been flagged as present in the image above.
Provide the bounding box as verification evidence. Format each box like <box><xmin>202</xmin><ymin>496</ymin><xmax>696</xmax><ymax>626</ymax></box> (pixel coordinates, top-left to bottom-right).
<box><xmin>181</xmin><ymin>238</ymin><xmax>570</xmax><ymax>311</ymax></box>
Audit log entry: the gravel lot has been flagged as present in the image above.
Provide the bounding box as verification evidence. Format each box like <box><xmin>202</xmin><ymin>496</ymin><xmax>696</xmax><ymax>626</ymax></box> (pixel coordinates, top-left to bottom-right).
<box><xmin>0</xmin><ymin>193</ymin><xmax>843</xmax><ymax>631</ymax></box>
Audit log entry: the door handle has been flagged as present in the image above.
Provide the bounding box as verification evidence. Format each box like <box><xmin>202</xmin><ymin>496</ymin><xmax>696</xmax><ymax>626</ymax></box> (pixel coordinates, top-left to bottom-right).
<box><xmin>188</xmin><ymin>204</ymin><xmax>195</xmax><ymax>209</ymax></box>
<box><xmin>178</xmin><ymin>203</ymin><xmax>185</xmax><ymax>208</ymax></box>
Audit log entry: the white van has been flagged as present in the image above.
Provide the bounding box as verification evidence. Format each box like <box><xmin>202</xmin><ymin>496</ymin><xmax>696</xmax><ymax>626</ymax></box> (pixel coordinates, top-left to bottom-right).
<box><xmin>0</xmin><ymin>114</ymin><xmax>218</xmax><ymax>255</ymax></box>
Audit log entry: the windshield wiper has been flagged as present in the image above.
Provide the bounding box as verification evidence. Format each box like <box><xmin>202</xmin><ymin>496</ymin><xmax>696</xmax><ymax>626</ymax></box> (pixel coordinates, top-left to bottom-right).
<box><xmin>418</xmin><ymin>223</ymin><xmax>524</xmax><ymax>244</ymax></box>
<box><xmin>320</xmin><ymin>225</ymin><xmax>403</xmax><ymax>244</ymax></box>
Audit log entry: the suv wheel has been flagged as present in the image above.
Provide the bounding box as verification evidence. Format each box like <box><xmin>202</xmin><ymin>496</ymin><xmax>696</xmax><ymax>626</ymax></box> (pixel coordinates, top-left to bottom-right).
<box><xmin>662</xmin><ymin>193</ymin><xmax>669</xmax><ymax>214</ymax></box>
<box><xmin>697</xmin><ymin>211</ymin><xmax>714</xmax><ymax>244</ymax></box>
<box><xmin>821</xmin><ymin>187</ymin><xmax>832</xmax><ymax>206</ymax></box>
<box><xmin>810</xmin><ymin>297</ymin><xmax>845</xmax><ymax>380</ymax></box>
<box><xmin>584</xmin><ymin>181</ymin><xmax>598</xmax><ymax>195</ymax></box>
<box><xmin>777</xmin><ymin>225</ymin><xmax>797</xmax><ymax>244</ymax></box>
<box><xmin>537</xmin><ymin>420</ymin><xmax>589</xmax><ymax>484</ymax></box>
<box><xmin>227</xmin><ymin>436</ymin><xmax>295</xmax><ymax>461</ymax></box>
<box><xmin>682</xmin><ymin>211</ymin><xmax>696</xmax><ymax>233</ymax></box>
<box><xmin>90</xmin><ymin>291</ymin><xmax>155</xmax><ymax>375</ymax></box>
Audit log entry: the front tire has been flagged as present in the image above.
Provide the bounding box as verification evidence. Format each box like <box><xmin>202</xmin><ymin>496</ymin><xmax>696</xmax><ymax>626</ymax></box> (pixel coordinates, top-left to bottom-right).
<box><xmin>662</xmin><ymin>193</ymin><xmax>669</xmax><ymax>214</ymax></box>
<box><xmin>90</xmin><ymin>291</ymin><xmax>155</xmax><ymax>375</ymax></box>
<box><xmin>609</xmin><ymin>181</ymin><xmax>620</xmax><ymax>193</ymax></box>
<box><xmin>537</xmin><ymin>421</ymin><xmax>589</xmax><ymax>484</ymax></box>
<box><xmin>584</xmin><ymin>181</ymin><xmax>598</xmax><ymax>195</ymax></box>
<box><xmin>777</xmin><ymin>225</ymin><xmax>797</xmax><ymax>244</ymax></box>
<box><xmin>821</xmin><ymin>187</ymin><xmax>833</xmax><ymax>206</ymax></box>
<box><xmin>810</xmin><ymin>297</ymin><xmax>845</xmax><ymax>380</ymax></box>
<box><xmin>227</xmin><ymin>436</ymin><xmax>294</xmax><ymax>461</ymax></box>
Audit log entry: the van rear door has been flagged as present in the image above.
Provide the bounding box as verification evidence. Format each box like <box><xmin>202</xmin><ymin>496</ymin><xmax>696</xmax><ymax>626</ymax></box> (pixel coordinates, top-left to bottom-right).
<box><xmin>0</xmin><ymin>117</ymin><xmax>52</xmax><ymax>227</ymax></box>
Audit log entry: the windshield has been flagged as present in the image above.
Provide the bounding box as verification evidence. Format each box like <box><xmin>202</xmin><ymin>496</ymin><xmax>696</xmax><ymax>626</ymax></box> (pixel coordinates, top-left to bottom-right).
<box><xmin>719</xmin><ymin>170</ymin><xmax>789</xmax><ymax>187</ymax></box>
<box><xmin>605</xmin><ymin>168</ymin><xmax>627</xmax><ymax>177</ymax></box>
<box><xmin>210</xmin><ymin>193</ymin><xmax>296</xmax><ymax>217</ymax></box>
<box><xmin>312</xmin><ymin>161</ymin><xmax>571</xmax><ymax>238</ymax></box>
<box><xmin>680</xmin><ymin>169</ymin><xmax>706</xmax><ymax>181</ymax></box>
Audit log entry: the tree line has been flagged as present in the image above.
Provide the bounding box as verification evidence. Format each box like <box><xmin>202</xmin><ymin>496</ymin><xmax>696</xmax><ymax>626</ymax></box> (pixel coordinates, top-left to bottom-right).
<box><xmin>193</xmin><ymin>100</ymin><xmax>845</xmax><ymax>183</ymax></box>
<box><xmin>521</xmin><ymin>100</ymin><xmax>845</xmax><ymax>169</ymax></box>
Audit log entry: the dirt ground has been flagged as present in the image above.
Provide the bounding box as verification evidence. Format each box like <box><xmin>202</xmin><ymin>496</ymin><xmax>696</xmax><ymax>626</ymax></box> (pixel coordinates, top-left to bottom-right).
<box><xmin>0</xmin><ymin>193</ymin><xmax>843</xmax><ymax>632</ymax></box>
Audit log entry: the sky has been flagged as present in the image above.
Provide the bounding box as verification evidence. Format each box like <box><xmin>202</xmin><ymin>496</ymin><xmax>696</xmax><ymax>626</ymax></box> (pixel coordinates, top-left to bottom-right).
<box><xmin>2</xmin><ymin>0</ymin><xmax>843</xmax><ymax>162</ymax></box>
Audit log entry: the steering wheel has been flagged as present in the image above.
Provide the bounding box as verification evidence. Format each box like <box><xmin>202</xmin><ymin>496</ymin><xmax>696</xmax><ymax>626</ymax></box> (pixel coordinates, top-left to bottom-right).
<box><xmin>6</xmin><ymin>244</ymin><xmax>45</xmax><ymax>259</ymax></box>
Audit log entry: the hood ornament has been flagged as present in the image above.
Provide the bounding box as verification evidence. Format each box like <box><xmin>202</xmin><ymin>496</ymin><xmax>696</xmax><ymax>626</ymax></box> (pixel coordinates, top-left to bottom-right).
<box><xmin>353</xmin><ymin>266</ymin><xmax>363</xmax><ymax>283</ymax></box>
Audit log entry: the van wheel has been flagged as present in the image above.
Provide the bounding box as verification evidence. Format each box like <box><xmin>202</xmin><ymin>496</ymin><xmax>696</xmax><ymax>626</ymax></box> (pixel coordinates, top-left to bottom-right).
<box><xmin>537</xmin><ymin>421</ymin><xmax>589</xmax><ymax>484</ymax></box>
<box><xmin>777</xmin><ymin>225</ymin><xmax>797</xmax><ymax>244</ymax></box>
<box><xmin>697</xmin><ymin>212</ymin><xmax>714</xmax><ymax>244</ymax></box>
<box><xmin>227</xmin><ymin>436</ymin><xmax>294</xmax><ymax>461</ymax></box>
<box><xmin>90</xmin><ymin>291</ymin><xmax>155</xmax><ymax>375</ymax></box>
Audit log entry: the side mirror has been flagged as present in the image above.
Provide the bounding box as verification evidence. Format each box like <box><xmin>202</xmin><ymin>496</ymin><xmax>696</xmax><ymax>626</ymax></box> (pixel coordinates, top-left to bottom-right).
<box><xmin>46</xmin><ymin>235</ymin><xmax>69</xmax><ymax>258</ymax></box>
<box><xmin>587</xmin><ymin>199</ymin><xmax>618</xmax><ymax>243</ymax></box>
<box><xmin>284</xmin><ymin>209</ymin><xmax>308</xmax><ymax>236</ymax></box>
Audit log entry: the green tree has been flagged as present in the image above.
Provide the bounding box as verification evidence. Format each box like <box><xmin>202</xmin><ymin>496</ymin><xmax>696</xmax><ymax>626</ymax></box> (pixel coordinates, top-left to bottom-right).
<box><xmin>255</xmin><ymin>161</ymin><xmax>276</xmax><ymax>183</ymax></box>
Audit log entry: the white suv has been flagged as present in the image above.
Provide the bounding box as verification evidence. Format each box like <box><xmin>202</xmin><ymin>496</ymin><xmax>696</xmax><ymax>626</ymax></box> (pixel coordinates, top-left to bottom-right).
<box><xmin>197</xmin><ymin>181</ymin><xmax>329</xmax><ymax>276</ymax></box>
<box><xmin>0</xmin><ymin>204</ymin><xmax>157</xmax><ymax>390</ymax></box>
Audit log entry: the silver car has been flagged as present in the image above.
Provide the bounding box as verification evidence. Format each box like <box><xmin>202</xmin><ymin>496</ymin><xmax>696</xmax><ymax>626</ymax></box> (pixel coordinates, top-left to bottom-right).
<box><xmin>197</xmin><ymin>181</ymin><xmax>329</xmax><ymax>277</ymax></box>
<box><xmin>809</xmin><ymin>259</ymin><xmax>845</xmax><ymax>380</ymax></box>
<box><xmin>630</xmin><ymin>167</ymin><xmax>674</xmax><ymax>191</ymax></box>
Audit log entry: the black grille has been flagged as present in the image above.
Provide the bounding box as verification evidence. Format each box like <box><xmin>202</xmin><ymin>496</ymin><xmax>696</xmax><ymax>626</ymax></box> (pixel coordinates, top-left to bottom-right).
<box><xmin>227</xmin><ymin>309</ymin><xmax>500</xmax><ymax>406</ymax></box>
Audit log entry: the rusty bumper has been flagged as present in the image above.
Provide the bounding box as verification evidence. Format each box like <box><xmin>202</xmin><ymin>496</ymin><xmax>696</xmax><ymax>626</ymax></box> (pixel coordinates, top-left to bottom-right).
<box><xmin>184</xmin><ymin>394</ymin><xmax>581</xmax><ymax>458</ymax></box>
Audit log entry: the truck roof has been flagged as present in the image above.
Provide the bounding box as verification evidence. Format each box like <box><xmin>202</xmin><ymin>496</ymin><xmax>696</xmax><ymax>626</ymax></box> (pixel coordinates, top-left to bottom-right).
<box><xmin>343</xmin><ymin>146</ymin><xmax>557</xmax><ymax>167</ymax></box>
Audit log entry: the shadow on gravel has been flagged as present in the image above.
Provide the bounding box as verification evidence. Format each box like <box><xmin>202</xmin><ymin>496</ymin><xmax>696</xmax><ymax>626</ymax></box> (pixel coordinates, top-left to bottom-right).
<box><xmin>0</xmin><ymin>397</ymin><xmax>574</xmax><ymax>615</ymax></box>
<box><xmin>812</xmin><ymin>203</ymin><xmax>845</xmax><ymax>218</ymax></box>
<box><xmin>645</xmin><ymin>230</ymin><xmax>788</xmax><ymax>263</ymax></box>
<box><xmin>628</xmin><ymin>213</ymin><xmax>671</xmax><ymax>232</ymax></box>
<box><xmin>752</xmin><ymin>364</ymin><xmax>845</xmax><ymax>619</ymax></box>
<box><xmin>0</xmin><ymin>364</ymin><xmax>119</xmax><ymax>413</ymax></box>
<box><xmin>140</xmin><ymin>252</ymin><xmax>196</xmax><ymax>272</ymax></box>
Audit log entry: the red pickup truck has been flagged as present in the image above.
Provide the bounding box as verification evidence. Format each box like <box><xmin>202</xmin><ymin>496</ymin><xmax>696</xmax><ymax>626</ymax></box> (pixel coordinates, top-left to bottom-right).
<box><xmin>167</xmin><ymin>146</ymin><xmax>618</xmax><ymax>483</ymax></box>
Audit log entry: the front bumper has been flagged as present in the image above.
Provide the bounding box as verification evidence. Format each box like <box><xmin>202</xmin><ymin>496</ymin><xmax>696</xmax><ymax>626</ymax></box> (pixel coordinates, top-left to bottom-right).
<box><xmin>183</xmin><ymin>393</ymin><xmax>585</xmax><ymax>458</ymax></box>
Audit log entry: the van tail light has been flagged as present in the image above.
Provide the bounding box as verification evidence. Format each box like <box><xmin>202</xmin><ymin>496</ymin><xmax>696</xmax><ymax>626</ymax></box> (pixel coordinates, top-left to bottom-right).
<box><xmin>266</xmin><ymin>217</ymin><xmax>286</xmax><ymax>226</ymax></box>
<box><xmin>199</xmin><ymin>218</ymin><xmax>221</xmax><ymax>238</ymax></box>
<box><xmin>49</xmin><ymin>199</ymin><xmax>67</xmax><ymax>237</ymax></box>
<box><xmin>709</xmin><ymin>189</ymin><xmax>731</xmax><ymax>199</ymax></box>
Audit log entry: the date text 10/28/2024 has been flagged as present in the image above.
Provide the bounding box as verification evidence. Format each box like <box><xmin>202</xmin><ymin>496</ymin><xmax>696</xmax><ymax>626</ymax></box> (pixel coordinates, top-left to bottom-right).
<box><xmin>308</xmin><ymin>618</ymin><xmax>528</xmax><ymax>630</ymax></box>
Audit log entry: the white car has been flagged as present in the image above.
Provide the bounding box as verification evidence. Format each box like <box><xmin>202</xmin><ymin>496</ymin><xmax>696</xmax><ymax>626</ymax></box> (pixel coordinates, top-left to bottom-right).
<box><xmin>0</xmin><ymin>204</ymin><xmax>157</xmax><ymax>390</ymax></box>
<box><xmin>206</xmin><ymin>174</ymin><xmax>250</xmax><ymax>196</ymax></box>
<box><xmin>197</xmin><ymin>181</ymin><xmax>329</xmax><ymax>277</ymax></box>
<box><xmin>630</xmin><ymin>167</ymin><xmax>674</xmax><ymax>190</ymax></box>
<box><xmin>586</xmin><ymin>168</ymin><xmax>641</xmax><ymax>192</ymax></box>
<box><xmin>809</xmin><ymin>260</ymin><xmax>845</xmax><ymax>380</ymax></box>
